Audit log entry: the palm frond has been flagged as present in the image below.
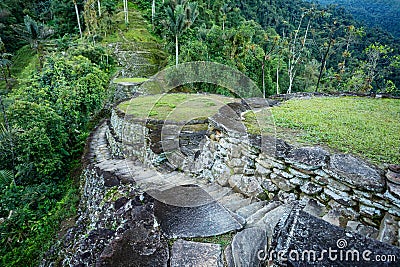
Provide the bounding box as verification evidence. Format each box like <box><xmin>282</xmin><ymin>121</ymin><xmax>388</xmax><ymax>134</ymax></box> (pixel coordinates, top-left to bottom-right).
<box><xmin>0</xmin><ymin>169</ymin><xmax>14</xmax><ymax>188</ymax></box>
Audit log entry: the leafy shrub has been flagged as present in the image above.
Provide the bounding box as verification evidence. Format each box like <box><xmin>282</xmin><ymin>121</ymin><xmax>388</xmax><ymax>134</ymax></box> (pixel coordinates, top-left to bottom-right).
<box><xmin>3</xmin><ymin>101</ymin><xmax>67</xmax><ymax>184</ymax></box>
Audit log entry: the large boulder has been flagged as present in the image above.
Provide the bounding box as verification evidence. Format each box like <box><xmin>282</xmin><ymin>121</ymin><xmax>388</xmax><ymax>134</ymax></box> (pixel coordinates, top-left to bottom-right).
<box><xmin>97</xmin><ymin>225</ymin><xmax>168</xmax><ymax>267</ymax></box>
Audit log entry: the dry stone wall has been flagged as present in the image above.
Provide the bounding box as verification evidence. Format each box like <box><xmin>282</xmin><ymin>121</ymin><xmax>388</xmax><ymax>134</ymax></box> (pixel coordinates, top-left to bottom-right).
<box><xmin>109</xmin><ymin>99</ymin><xmax>400</xmax><ymax>245</ymax></box>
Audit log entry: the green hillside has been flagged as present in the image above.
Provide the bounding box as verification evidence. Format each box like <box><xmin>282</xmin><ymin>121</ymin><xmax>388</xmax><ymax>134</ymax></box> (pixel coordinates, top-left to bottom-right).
<box><xmin>315</xmin><ymin>0</ymin><xmax>400</xmax><ymax>37</ymax></box>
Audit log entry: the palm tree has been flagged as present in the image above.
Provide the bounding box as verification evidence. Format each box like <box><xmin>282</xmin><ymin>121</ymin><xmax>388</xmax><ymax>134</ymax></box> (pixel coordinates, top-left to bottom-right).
<box><xmin>163</xmin><ymin>0</ymin><xmax>198</xmax><ymax>67</ymax></box>
<box><xmin>12</xmin><ymin>16</ymin><xmax>53</xmax><ymax>69</ymax></box>
<box><xmin>220</xmin><ymin>3</ymin><xmax>231</xmax><ymax>31</ymax></box>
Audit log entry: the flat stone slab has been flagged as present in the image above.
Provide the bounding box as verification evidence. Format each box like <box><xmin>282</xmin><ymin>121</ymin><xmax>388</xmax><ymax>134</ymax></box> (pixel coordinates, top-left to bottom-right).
<box><xmin>153</xmin><ymin>185</ymin><xmax>243</xmax><ymax>238</ymax></box>
<box><xmin>285</xmin><ymin>147</ymin><xmax>329</xmax><ymax>169</ymax></box>
<box><xmin>170</xmin><ymin>239</ymin><xmax>223</xmax><ymax>267</ymax></box>
<box><xmin>327</xmin><ymin>154</ymin><xmax>385</xmax><ymax>192</ymax></box>
<box><xmin>242</xmin><ymin>97</ymin><xmax>273</xmax><ymax>108</ymax></box>
<box><xmin>270</xmin><ymin>208</ymin><xmax>400</xmax><ymax>266</ymax></box>
<box><xmin>231</xmin><ymin>227</ymin><xmax>267</xmax><ymax>267</ymax></box>
<box><xmin>209</xmin><ymin>105</ymin><xmax>248</xmax><ymax>137</ymax></box>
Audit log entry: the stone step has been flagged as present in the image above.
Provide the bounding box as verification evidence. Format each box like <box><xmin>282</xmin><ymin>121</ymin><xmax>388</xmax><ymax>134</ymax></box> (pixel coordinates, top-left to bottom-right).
<box><xmin>154</xmin><ymin>185</ymin><xmax>244</xmax><ymax>238</ymax></box>
<box><xmin>202</xmin><ymin>183</ymin><xmax>221</xmax><ymax>193</ymax></box>
<box><xmin>170</xmin><ymin>240</ymin><xmax>223</xmax><ymax>267</ymax></box>
<box><xmin>246</xmin><ymin>201</ymin><xmax>282</xmax><ymax>228</ymax></box>
<box><xmin>236</xmin><ymin>201</ymin><xmax>268</xmax><ymax>219</ymax></box>
<box><xmin>218</xmin><ymin>193</ymin><xmax>252</xmax><ymax>212</ymax></box>
<box><xmin>136</xmin><ymin>173</ymin><xmax>200</xmax><ymax>192</ymax></box>
<box><xmin>231</xmin><ymin>228</ymin><xmax>267</xmax><ymax>267</ymax></box>
<box><xmin>253</xmin><ymin>204</ymin><xmax>292</xmax><ymax>240</ymax></box>
<box><xmin>205</xmin><ymin>186</ymin><xmax>232</xmax><ymax>201</ymax></box>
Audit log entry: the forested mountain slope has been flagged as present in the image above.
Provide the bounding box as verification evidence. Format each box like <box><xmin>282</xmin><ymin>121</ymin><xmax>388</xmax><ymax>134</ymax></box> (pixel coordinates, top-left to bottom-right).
<box><xmin>314</xmin><ymin>0</ymin><xmax>400</xmax><ymax>38</ymax></box>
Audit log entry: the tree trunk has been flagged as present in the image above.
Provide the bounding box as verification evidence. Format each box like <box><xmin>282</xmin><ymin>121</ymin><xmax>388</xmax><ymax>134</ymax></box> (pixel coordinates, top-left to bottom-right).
<box><xmin>73</xmin><ymin>0</ymin><xmax>83</xmax><ymax>38</ymax></box>
<box><xmin>316</xmin><ymin>37</ymin><xmax>333</xmax><ymax>92</ymax></box>
<box><xmin>97</xmin><ymin>0</ymin><xmax>101</xmax><ymax>17</ymax></box>
<box><xmin>276</xmin><ymin>64</ymin><xmax>279</xmax><ymax>95</ymax></box>
<box><xmin>124</xmin><ymin>0</ymin><xmax>129</xmax><ymax>24</ymax></box>
<box><xmin>175</xmin><ymin>34</ymin><xmax>179</xmax><ymax>67</ymax></box>
<box><xmin>262</xmin><ymin>61</ymin><xmax>265</xmax><ymax>98</ymax></box>
<box><xmin>152</xmin><ymin>0</ymin><xmax>156</xmax><ymax>24</ymax></box>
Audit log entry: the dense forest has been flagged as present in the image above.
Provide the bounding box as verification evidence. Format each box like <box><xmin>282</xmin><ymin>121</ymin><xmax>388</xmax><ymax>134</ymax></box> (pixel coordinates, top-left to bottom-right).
<box><xmin>0</xmin><ymin>0</ymin><xmax>399</xmax><ymax>265</ymax></box>
<box><xmin>313</xmin><ymin>0</ymin><xmax>400</xmax><ymax>38</ymax></box>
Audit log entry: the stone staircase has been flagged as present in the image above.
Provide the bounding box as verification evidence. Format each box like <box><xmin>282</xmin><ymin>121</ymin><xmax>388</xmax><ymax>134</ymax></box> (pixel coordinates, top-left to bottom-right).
<box><xmin>86</xmin><ymin>118</ymin><xmax>292</xmax><ymax>266</ymax></box>
<box><xmin>87</xmin><ymin>117</ymin><xmax>400</xmax><ymax>266</ymax></box>
<box><xmin>98</xmin><ymin>118</ymin><xmax>284</xmax><ymax>226</ymax></box>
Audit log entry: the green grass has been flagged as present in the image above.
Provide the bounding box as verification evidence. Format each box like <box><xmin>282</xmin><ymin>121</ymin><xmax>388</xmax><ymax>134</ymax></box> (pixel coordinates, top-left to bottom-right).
<box><xmin>118</xmin><ymin>93</ymin><xmax>238</xmax><ymax>121</ymax></box>
<box><xmin>102</xmin><ymin>9</ymin><xmax>160</xmax><ymax>45</ymax></box>
<box><xmin>9</xmin><ymin>45</ymin><xmax>37</xmax><ymax>77</ymax></box>
<box><xmin>0</xmin><ymin>45</ymin><xmax>38</xmax><ymax>92</ymax></box>
<box><xmin>113</xmin><ymin>77</ymin><xmax>149</xmax><ymax>83</ymax></box>
<box><xmin>268</xmin><ymin>97</ymin><xmax>400</xmax><ymax>165</ymax></box>
<box><xmin>184</xmin><ymin>232</ymin><xmax>234</xmax><ymax>249</ymax></box>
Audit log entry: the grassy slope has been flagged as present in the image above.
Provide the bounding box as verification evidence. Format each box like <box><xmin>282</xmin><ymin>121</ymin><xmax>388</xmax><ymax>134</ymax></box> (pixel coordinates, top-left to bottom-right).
<box><xmin>268</xmin><ymin>97</ymin><xmax>400</xmax><ymax>165</ymax></box>
<box><xmin>0</xmin><ymin>45</ymin><xmax>38</xmax><ymax>93</ymax></box>
<box><xmin>101</xmin><ymin>7</ymin><xmax>167</xmax><ymax>73</ymax></box>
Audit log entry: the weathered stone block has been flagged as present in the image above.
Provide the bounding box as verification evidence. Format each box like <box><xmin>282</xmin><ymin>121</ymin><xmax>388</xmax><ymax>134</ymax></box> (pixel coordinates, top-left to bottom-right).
<box><xmin>277</xmin><ymin>191</ymin><xmax>298</xmax><ymax>204</ymax></box>
<box><xmin>328</xmin><ymin>200</ymin><xmax>360</xmax><ymax>221</ymax></box>
<box><xmin>273</xmin><ymin>168</ymin><xmax>294</xmax><ymax>179</ymax></box>
<box><xmin>386</xmin><ymin>169</ymin><xmax>400</xmax><ymax>185</ymax></box>
<box><xmin>290</xmin><ymin>177</ymin><xmax>306</xmax><ymax>186</ymax></box>
<box><xmin>300</xmin><ymin>181</ymin><xmax>323</xmax><ymax>195</ymax></box>
<box><xmin>97</xmin><ymin>225</ymin><xmax>168</xmax><ymax>267</ymax></box>
<box><xmin>256</xmin><ymin>156</ymin><xmax>286</xmax><ymax>170</ymax></box>
<box><xmin>388</xmin><ymin>182</ymin><xmax>400</xmax><ymax>200</ymax></box>
<box><xmin>211</xmin><ymin>160</ymin><xmax>232</xmax><ymax>187</ymax></box>
<box><xmin>327</xmin><ymin>154</ymin><xmax>385</xmax><ymax>192</ymax></box>
<box><xmin>346</xmin><ymin>221</ymin><xmax>379</xmax><ymax>239</ymax></box>
<box><xmin>312</xmin><ymin>175</ymin><xmax>329</xmax><ymax>186</ymax></box>
<box><xmin>271</xmin><ymin>173</ymin><xmax>297</xmax><ymax>192</ymax></box>
<box><xmin>288</xmin><ymin>167</ymin><xmax>311</xmax><ymax>179</ymax></box>
<box><xmin>360</xmin><ymin>204</ymin><xmax>383</xmax><ymax>218</ymax></box>
<box><xmin>261</xmin><ymin>178</ymin><xmax>279</xmax><ymax>192</ymax></box>
<box><xmin>313</xmin><ymin>168</ymin><xmax>330</xmax><ymax>178</ymax></box>
<box><xmin>284</xmin><ymin>147</ymin><xmax>329</xmax><ymax>170</ymax></box>
<box><xmin>256</xmin><ymin>162</ymin><xmax>272</xmax><ymax>176</ymax></box>
<box><xmin>231</xmin><ymin>228</ymin><xmax>267</xmax><ymax>267</ymax></box>
<box><xmin>170</xmin><ymin>240</ymin><xmax>223</xmax><ymax>267</ymax></box>
<box><xmin>324</xmin><ymin>188</ymin><xmax>357</xmax><ymax>207</ymax></box>
<box><xmin>378</xmin><ymin>213</ymin><xmax>399</xmax><ymax>246</ymax></box>
<box><xmin>301</xmin><ymin>197</ymin><xmax>327</xmax><ymax>217</ymax></box>
<box><xmin>228</xmin><ymin>174</ymin><xmax>263</xmax><ymax>197</ymax></box>
<box><xmin>271</xmin><ymin>209</ymin><xmax>400</xmax><ymax>266</ymax></box>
